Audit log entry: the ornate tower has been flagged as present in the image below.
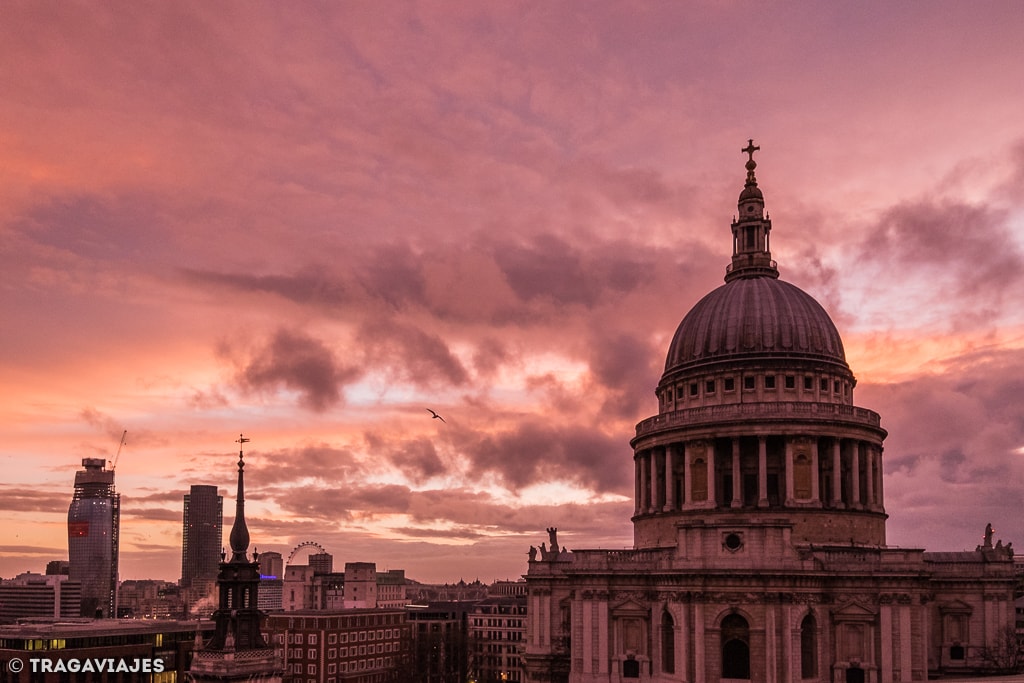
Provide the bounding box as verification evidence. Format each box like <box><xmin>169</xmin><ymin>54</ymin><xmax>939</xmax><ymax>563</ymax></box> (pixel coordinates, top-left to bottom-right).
<box><xmin>189</xmin><ymin>435</ymin><xmax>282</xmax><ymax>683</ymax></box>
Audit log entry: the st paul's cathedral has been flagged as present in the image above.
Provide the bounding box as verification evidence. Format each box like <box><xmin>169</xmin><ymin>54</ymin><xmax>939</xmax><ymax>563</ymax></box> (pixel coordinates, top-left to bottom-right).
<box><xmin>524</xmin><ymin>143</ymin><xmax>1017</xmax><ymax>683</ymax></box>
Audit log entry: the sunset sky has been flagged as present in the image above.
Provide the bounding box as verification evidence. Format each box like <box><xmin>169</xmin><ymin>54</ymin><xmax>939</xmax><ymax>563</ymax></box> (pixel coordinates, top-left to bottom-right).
<box><xmin>2</xmin><ymin>2</ymin><xmax>1024</xmax><ymax>584</ymax></box>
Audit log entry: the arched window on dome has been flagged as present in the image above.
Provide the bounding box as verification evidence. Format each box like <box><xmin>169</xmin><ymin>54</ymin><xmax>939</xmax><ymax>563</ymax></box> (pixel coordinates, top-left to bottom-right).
<box><xmin>661</xmin><ymin>610</ymin><xmax>675</xmax><ymax>674</ymax></box>
<box><xmin>801</xmin><ymin>613</ymin><xmax>818</xmax><ymax>678</ymax></box>
<box><xmin>720</xmin><ymin>614</ymin><xmax>750</xmax><ymax>679</ymax></box>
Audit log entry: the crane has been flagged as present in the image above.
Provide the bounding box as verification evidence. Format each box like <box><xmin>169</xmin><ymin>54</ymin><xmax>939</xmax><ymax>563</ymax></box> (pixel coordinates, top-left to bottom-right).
<box><xmin>111</xmin><ymin>430</ymin><xmax>127</xmax><ymax>471</ymax></box>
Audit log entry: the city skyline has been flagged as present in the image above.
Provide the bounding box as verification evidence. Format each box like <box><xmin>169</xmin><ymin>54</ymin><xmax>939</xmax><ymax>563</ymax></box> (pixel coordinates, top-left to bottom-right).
<box><xmin>2</xmin><ymin>3</ymin><xmax>1024</xmax><ymax>584</ymax></box>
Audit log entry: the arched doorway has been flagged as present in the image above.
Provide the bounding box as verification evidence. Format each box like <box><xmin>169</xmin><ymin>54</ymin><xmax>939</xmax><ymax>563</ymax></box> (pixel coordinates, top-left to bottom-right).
<box><xmin>721</xmin><ymin>613</ymin><xmax>750</xmax><ymax>679</ymax></box>
<box><xmin>846</xmin><ymin>665</ymin><xmax>865</xmax><ymax>683</ymax></box>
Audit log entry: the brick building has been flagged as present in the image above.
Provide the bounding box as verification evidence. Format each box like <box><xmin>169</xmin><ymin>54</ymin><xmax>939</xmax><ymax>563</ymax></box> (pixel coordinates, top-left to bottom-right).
<box><xmin>265</xmin><ymin>609</ymin><xmax>410</xmax><ymax>683</ymax></box>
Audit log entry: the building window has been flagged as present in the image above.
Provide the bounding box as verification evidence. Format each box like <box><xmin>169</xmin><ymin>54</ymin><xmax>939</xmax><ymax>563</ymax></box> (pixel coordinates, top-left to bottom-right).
<box><xmin>661</xmin><ymin>610</ymin><xmax>675</xmax><ymax>673</ymax></box>
<box><xmin>743</xmin><ymin>376</ymin><xmax>755</xmax><ymax>390</ymax></box>
<box><xmin>801</xmin><ymin>614</ymin><xmax>817</xmax><ymax>678</ymax></box>
<box><xmin>705</xmin><ymin>380</ymin><xmax>715</xmax><ymax>394</ymax></box>
<box><xmin>721</xmin><ymin>614</ymin><xmax>750</xmax><ymax>679</ymax></box>
<box><xmin>820</xmin><ymin>378</ymin><xmax>829</xmax><ymax>391</ymax></box>
<box><xmin>804</xmin><ymin>376</ymin><xmax>813</xmax><ymax>390</ymax></box>
<box><xmin>785</xmin><ymin>375</ymin><xmax>795</xmax><ymax>389</ymax></box>
<box><xmin>764</xmin><ymin>375</ymin><xmax>776</xmax><ymax>389</ymax></box>
<box><xmin>834</xmin><ymin>380</ymin><xmax>840</xmax><ymax>393</ymax></box>
<box><xmin>689</xmin><ymin>382</ymin><xmax>698</xmax><ymax>397</ymax></box>
<box><xmin>666</xmin><ymin>387</ymin><xmax>673</xmax><ymax>401</ymax></box>
<box><xmin>724</xmin><ymin>377</ymin><xmax>735</xmax><ymax>392</ymax></box>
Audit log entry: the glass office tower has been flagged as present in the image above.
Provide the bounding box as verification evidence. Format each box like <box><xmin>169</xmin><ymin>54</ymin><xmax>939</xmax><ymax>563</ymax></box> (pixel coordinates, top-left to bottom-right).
<box><xmin>67</xmin><ymin>458</ymin><xmax>120</xmax><ymax>617</ymax></box>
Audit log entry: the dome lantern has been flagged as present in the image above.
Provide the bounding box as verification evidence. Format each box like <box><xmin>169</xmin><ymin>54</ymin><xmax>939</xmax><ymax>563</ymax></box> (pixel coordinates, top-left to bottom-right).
<box><xmin>726</xmin><ymin>139</ymin><xmax>778</xmax><ymax>282</ymax></box>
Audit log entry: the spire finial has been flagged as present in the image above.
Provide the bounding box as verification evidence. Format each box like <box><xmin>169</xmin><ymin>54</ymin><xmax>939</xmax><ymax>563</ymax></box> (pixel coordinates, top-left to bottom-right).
<box><xmin>742</xmin><ymin>139</ymin><xmax>760</xmax><ymax>185</ymax></box>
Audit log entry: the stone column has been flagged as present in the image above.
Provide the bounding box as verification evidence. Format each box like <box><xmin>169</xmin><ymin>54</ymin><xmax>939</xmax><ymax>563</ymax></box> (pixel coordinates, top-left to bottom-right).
<box><xmin>664</xmin><ymin>445</ymin><xmax>675</xmax><ymax>512</ymax></box>
<box><xmin>764</xmin><ymin>604</ymin><xmax>776</xmax><ymax>683</ymax></box>
<box><xmin>810</xmin><ymin>438</ymin><xmax>820</xmax><ymax>504</ymax></box>
<box><xmin>693</xmin><ymin>602</ymin><xmax>705</xmax><ymax>683</ymax></box>
<box><xmin>851</xmin><ymin>442</ymin><xmax>861</xmax><ymax>509</ymax></box>
<box><xmin>652</xmin><ymin>447</ymin><xmax>663</xmax><ymax>512</ymax></box>
<box><xmin>640</xmin><ymin>452</ymin><xmax>650</xmax><ymax>514</ymax></box>
<box><xmin>880</xmin><ymin>604</ymin><xmax>894</xmax><ymax>683</ymax></box>
<box><xmin>677</xmin><ymin>602</ymin><xmax>689</xmax><ymax>683</ymax></box>
<box><xmin>832</xmin><ymin>439</ymin><xmax>844</xmax><ymax>508</ymax></box>
<box><xmin>865</xmin><ymin>444</ymin><xmax>875</xmax><ymax>509</ymax></box>
<box><xmin>758</xmin><ymin>436</ymin><xmax>769</xmax><ymax>507</ymax></box>
<box><xmin>784</xmin><ymin>438</ymin><xmax>795</xmax><ymax>505</ymax></box>
<box><xmin>707</xmin><ymin>442</ymin><xmax>717</xmax><ymax>507</ymax></box>
<box><xmin>634</xmin><ymin>457</ymin><xmax>641</xmax><ymax>516</ymax></box>
<box><xmin>877</xmin><ymin>445</ymin><xmax>885</xmax><ymax>509</ymax></box>
<box><xmin>782</xmin><ymin>605</ymin><xmax>792</xmax><ymax>683</ymax></box>
<box><xmin>899</xmin><ymin>606</ymin><xmax>913</xmax><ymax>682</ymax></box>
<box><xmin>731</xmin><ymin>438</ymin><xmax>742</xmax><ymax>508</ymax></box>
<box><xmin>581</xmin><ymin>598</ymin><xmax>592</xmax><ymax>673</ymax></box>
<box><xmin>683</xmin><ymin>442</ymin><xmax>694</xmax><ymax>508</ymax></box>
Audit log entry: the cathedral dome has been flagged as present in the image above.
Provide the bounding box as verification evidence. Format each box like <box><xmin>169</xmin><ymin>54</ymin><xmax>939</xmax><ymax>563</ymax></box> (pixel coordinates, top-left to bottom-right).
<box><xmin>664</xmin><ymin>276</ymin><xmax>847</xmax><ymax>375</ymax></box>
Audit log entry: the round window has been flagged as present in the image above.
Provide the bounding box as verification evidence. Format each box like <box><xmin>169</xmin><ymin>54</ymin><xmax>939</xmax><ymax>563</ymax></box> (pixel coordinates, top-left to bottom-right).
<box><xmin>724</xmin><ymin>533</ymin><xmax>742</xmax><ymax>551</ymax></box>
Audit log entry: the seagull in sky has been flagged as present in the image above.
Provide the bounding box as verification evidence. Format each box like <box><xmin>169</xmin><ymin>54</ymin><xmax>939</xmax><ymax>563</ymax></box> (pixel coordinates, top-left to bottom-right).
<box><xmin>426</xmin><ymin>408</ymin><xmax>446</xmax><ymax>423</ymax></box>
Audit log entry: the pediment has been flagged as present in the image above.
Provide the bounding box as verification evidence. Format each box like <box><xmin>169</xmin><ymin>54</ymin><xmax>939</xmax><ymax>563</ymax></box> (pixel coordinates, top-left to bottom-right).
<box><xmin>611</xmin><ymin>598</ymin><xmax>649</xmax><ymax>617</ymax></box>
<box><xmin>938</xmin><ymin>599</ymin><xmax>973</xmax><ymax>615</ymax></box>
<box><xmin>832</xmin><ymin>599</ymin><xmax>877</xmax><ymax>622</ymax></box>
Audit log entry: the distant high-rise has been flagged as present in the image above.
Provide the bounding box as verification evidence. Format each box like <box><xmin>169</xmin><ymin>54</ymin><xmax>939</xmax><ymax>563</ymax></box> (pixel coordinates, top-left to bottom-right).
<box><xmin>257</xmin><ymin>551</ymin><xmax>283</xmax><ymax>579</ymax></box>
<box><xmin>67</xmin><ymin>458</ymin><xmax>119</xmax><ymax>618</ymax></box>
<box><xmin>308</xmin><ymin>551</ymin><xmax>333</xmax><ymax>575</ymax></box>
<box><xmin>180</xmin><ymin>485</ymin><xmax>223</xmax><ymax>588</ymax></box>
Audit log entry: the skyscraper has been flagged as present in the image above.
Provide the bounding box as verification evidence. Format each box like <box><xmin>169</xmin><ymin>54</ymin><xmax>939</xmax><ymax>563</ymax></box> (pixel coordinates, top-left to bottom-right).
<box><xmin>181</xmin><ymin>485</ymin><xmax>223</xmax><ymax>588</ymax></box>
<box><xmin>67</xmin><ymin>458</ymin><xmax>119</xmax><ymax>618</ymax></box>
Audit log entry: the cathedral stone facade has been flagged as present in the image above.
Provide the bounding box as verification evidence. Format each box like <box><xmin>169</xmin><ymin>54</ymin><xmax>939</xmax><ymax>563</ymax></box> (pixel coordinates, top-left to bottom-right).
<box><xmin>523</xmin><ymin>143</ymin><xmax>1017</xmax><ymax>683</ymax></box>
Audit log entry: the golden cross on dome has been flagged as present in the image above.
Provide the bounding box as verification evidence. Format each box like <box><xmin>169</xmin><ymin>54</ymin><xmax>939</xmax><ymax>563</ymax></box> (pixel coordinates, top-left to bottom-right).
<box><xmin>742</xmin><ymin>139</ymin><xmax>760</xmax><ymax>163</ymax></box>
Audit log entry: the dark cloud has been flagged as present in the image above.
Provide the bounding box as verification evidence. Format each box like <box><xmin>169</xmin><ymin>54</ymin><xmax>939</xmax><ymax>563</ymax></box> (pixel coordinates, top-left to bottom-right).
<box><xmin>493</xmin><ymin>233</ymin><xmax>645</xmax><ymax>308</ymax></box>
<box><xmin>860</xmin><ymin>199</ymin><xmax>1022</xmax><ymax>302</ymax></box>
<box><xmin>121</xmin><ymin>507</ymin><xmax>185</xmax><ymax>522</ymax></box>
<box><xmin>239</xmin><ymin>329</ymin><xmax>362</xmax><ymax>411</ymax></box>
<box><xmin>265</xmin><ymin>484</ymin><xmax>413</xmax><ymax>521</ymax></box>
<box><xmin>0</xmin><ymin>487</ymin><xmax>70</xmax><ymax>513</ymax></box>
<box><xmin>248</xmin><ymin>444</ymin><xmax>368</xmax><ymax>486</ymax></box>
<box><xmin>355</xmin><ymin>244</ymin><xmax>428</xmax><ymax>311</ymax></box>
<box><xmin>364</xmin><ymin>433</ymin><xmax>448</xmax><ymax>483</ymax></box>
<box><xmin>357</xmin><ymin>319</ymin><xmax>468</xmax><ymax>387</ymax></box>
<box><xmin>456</xmin><ymin>420</ymin><xmax>631</xmax><ymax>493</ymax></box>
<box><xmin>471</xmin><ymin>337</ymin><xmax>511</xmax><ymax>377</ymax></box>
<box><xmin>587</xmin><ymin>332</ymin><xmax>660</xmax><ymax>419</ymax></box>
<box><xmin>15</xmin><ymin>193</ymin><xmax>173</xmax><ymax>265</ymax></box>
<box><xmin>858</xmin><ymin>347</ymin><xmax>1024</xmax><ymax>551</ymax></box>
<box><xmin>182</xmin><ymin>267</ymin><xmax>351</xmax><ymax>308</ymax></box>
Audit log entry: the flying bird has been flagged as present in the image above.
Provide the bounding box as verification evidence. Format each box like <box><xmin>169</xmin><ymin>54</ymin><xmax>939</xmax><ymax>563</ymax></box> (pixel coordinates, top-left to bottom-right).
<box><xmin>426</xmin><ymin>408</ymin><xmax>446</xmax><ymax>423</ymax></box>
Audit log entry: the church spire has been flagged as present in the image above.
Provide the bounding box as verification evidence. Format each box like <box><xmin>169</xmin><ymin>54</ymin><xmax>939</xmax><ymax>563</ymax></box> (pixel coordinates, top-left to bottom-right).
<box><xmin>725</xmin><ymin>139</ymin><xmax>779</xmax><ymax>282</ymax></box>
<box><xmin>228</xmin><ymin>434</ymin><xmax>250</xmax><ymax>563</ymax></box>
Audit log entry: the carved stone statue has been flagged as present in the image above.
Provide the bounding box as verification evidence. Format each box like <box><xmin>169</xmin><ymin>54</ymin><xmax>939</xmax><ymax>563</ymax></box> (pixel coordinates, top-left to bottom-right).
<box><xmin>547</xmin><ymin>527</ymin><xmax>559</xmax><ymax>553</ymax></box>
<box><xmin>528</xmin><ymin>545</ymin><xmax>537</xmax><ymax>561</ymax></box>
<box><xmin>984</xmin><ymin>523</ymin><xmax>994</xmax><ymax>549</ymax></box>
